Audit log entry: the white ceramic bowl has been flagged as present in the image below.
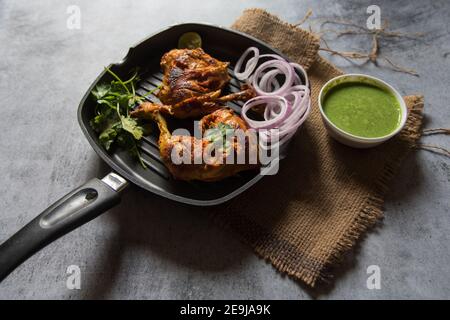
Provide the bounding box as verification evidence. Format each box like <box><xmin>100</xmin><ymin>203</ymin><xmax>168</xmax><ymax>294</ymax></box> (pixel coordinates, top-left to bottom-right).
<box><xmin>318</xmin><ymin>74</ymin><xmax>408</xmax><ymax>148</ymax></box>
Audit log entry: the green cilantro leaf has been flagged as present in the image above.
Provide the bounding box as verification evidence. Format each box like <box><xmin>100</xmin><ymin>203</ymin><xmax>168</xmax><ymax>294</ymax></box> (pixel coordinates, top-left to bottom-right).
<box><xmin>90</xmin><ymin>68</ymin><xmax>148</xmax><ymax>168</ymax></box>
<box><xmin>99</xmin><ymin>126</ymin><xmax>118</xmax><ymax>151</ymax></box>
<box><xmin>205</xmin><ymin>123</ymin><xmax>234</xmax><ymax>153</ymax></box>
<box><xmin>120</xmin><ymin>116</ymin><xmax>143</xmax><ymax>140</ymax></box>
<box><xmin>92</xmin><ymin>83</ymin><xmax>110</xmax><ymax>100</ymax></box>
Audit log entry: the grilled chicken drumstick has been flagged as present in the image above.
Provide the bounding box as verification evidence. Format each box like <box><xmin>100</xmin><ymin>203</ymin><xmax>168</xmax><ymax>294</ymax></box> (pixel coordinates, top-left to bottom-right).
<box><xmin>157</xmin><ymin>48</ymin><xmax>230</xmax><ymax>105</ymax></box>
<box><xmin>131</xmin><ymin>48</ymin><xmax>255</xmax><ymax>119</ymax></box>
<box><xmin>136</xmin><ymin>108</ymin><xmax>259</xmax><ymax>181</ymax></box>
<box><xmin>131</xmin><ymin>84</ymin><xmax>255</xmax><ymax>119</ymax></box>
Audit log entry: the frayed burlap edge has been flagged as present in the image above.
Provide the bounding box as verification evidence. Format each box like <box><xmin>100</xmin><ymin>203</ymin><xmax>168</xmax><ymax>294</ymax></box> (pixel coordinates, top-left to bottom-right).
<box><xmin>231</xmin><ymin>8</ymin><xmax>320</xmax><ymax>71</ymax></box>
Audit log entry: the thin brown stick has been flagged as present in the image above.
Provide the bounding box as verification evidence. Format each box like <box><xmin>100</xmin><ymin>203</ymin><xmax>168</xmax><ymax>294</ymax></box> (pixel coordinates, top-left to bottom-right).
<box><xmin>295</xmin><ymin>8</ymin><xmax>313</xmax><ymax>27</ymax></box>
<box><xmin>319</xmin><ymin>47</ymin><xmax>369</xmax><ymax>59</ymax></box>
<box><xmin>320</xmin><ymin>19</ymin><xmax>366</xmax><ymax>30</ymax></box>
<box><xmin>415</xmin><ymin>144</ymin><xmax>450</xmax><ymax>157</ymax></box>
<box><xmin>320</xmin><ymin>19</ymin><xmax>424</xmax><ymax>39</ymax></box>
<box><xmin>314</xmin><ymin>17</ymin><xmax>422</xmax><ymax>76</ymax></box>
<box><xmin>422</xmin><ymin>128</ymin><xmax>450</xmax><ymax>135</ymax></box>
<box><xmin>382</xmin><ymin>57</ymin><xmax>419</xmax><ymax>76</ymax></box>
<box><xmin>321</xmin><ymin>28</ymin><xmax>424</xmax><ymax>39</ymax></box>
<box><xmin>319</xmin><ymin>38</ymin><xmax>369</xmax><ymax>60</ymax></box>
<box><xmin>319</xmin><ymin>38</ymin><xmax>370</xmax><ymax>64</ymax></box>
<box><xmin>369</xmin><ymin>34</ymin><xmax>378</xmax><ymax>62</ymax></box>
<box><xmin>320</xmin><ymin>28</ymin><xmax>370</xmax><ymax>36</ymax></box>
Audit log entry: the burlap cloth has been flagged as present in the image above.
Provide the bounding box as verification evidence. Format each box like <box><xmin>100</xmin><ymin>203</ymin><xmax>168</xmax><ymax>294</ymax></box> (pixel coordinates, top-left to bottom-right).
<box><xmin>210</xmin><ymin>9</ymin><xmax>424</xmax><ymax>287</ymax></box>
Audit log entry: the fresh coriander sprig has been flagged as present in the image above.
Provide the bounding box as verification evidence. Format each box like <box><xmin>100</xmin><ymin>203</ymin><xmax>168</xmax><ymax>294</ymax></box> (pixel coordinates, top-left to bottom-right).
<box><xmin>205</xmin><ymin>123</ymin><xmax>234</xmax><ymax>153</ymax></box>
<box><xmin>90</xmin><ymin>67</ymin><xmax>157</xmax><ymax>169</ymax></box>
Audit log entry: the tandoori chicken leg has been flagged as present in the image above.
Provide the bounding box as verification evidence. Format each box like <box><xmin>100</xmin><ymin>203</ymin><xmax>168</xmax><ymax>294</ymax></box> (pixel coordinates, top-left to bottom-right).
<box><xmin>131</xmin><ymin>84</ymin><xmax>255</xmax><ymax>119</ymax></box>
<box><xmin>133</xmin><ymin>48</ymin><xmax>255</xmax><ymax>119</ymax></box>
<box><xmin>141</xmin><ymin>108</ymin><xmax>259</xmax><ymax>181</ymax></box>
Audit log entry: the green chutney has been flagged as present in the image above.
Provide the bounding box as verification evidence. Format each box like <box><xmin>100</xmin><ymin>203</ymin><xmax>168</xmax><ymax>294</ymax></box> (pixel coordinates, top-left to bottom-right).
<box><xmin>323</xmin><ymin>82</ymin><xmax>402</xmax><ymax>138</ymax></box>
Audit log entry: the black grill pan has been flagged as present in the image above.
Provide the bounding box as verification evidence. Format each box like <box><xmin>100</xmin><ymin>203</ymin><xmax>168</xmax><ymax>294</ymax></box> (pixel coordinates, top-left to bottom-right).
<box><xmin>0</xmin><ymin>23</ymin><xmax>300</xmax><ymax>282</ymax></box>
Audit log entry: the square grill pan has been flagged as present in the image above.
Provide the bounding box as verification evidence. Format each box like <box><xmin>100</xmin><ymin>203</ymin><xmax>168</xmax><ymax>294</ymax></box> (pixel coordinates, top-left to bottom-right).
<box><xmin>77</xmin><ymin>23</ymin><xmax>298</xmax><ymax>206</ymax></box>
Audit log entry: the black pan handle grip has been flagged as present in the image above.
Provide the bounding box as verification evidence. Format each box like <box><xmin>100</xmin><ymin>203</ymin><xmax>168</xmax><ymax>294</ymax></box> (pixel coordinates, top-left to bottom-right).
<box><xmin>0</xmin><ymin>172</ymin><xmax>128</xmax><ymax>283</ymax></box>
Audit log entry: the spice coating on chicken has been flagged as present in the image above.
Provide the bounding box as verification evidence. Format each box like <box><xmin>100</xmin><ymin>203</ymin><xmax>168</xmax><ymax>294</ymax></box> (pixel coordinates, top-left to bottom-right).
<box><xmin>131</xmin><ymin>48</ymin><xmax>255</xmax><ymax>120</ymax></box>
<box><xmin>157</xmin><ymin>48</ymin><xmax>231</xmax><ymax>106</ymax></box>
<box><xmin>146</xmin><ymin>108</ymin><xmax>259</xmax><ymax>182</ymax></box>
<box><xmin>131</xmin><ymin>84</ymin><xmax>255</xmax><ymax>119</ymax></box>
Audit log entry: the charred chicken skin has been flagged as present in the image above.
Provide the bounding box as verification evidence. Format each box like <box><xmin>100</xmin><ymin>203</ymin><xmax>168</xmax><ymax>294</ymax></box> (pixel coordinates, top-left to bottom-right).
<box><xmin>139</xmin><ymin>108</ymin><xmax>259</xmax><ymax>181</ymax></box>
<box><xmin>130</xmin><ymin>48</ymin><xmax>255</xmax><ymax>119</ymax></box>
<box><xmin>131</xmin><ymin>85</ymin><xmax>255</xmax><ymax>120</ymax></box>
<box><xmin>158</xmin><ymin>48</ymin><xmax>230</xmax><ymax>105</ymax></box>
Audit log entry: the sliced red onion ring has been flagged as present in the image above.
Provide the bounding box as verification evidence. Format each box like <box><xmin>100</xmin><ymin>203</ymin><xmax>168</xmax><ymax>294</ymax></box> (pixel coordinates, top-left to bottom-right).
<box><xmin>259</xmin><ymin>53</ymin><xmax>286</xmax><ymax>61</ymax></box>
<box><xmin>234</xmin><ymin>47</ymin><xmax>259</xmax><ymax>80</ymax></box>
<box><xmin>241</xmin><ymin>96</ymin><xmax>289</xmax><ymax>129</ymax></box>
<box><xmin>235</xmin><ymin>47</ymin><xmax>311</xmax><ymax>150</ymax></box>
<box><xmin>290</xmin><ymin>63</ymin><xmax>309</xmax><ymax>87</ymax></box>
<box><xmin>252</xmin><ymin>60</ymin><xmax>294</xmax><ymax>96</ymax></box>
<box><xmin>259</xmin><ymin>69</ymin><xmax>281</xmax><ymax>92</ymax></box>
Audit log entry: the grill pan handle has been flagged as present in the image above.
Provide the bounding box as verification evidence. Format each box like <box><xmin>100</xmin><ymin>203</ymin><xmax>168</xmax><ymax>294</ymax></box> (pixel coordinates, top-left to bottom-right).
<box><xmin>0</xmin><ymin>173</ymin><xmax>128</xmax><ymax>283</ymax></box>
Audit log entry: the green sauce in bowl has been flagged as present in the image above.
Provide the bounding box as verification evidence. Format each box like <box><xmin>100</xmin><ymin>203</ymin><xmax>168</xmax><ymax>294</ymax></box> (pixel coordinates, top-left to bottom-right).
<box><xmin>323</xmin><ymin>82</ymin><xmax>402</xmax><ymax>138</ymax></box>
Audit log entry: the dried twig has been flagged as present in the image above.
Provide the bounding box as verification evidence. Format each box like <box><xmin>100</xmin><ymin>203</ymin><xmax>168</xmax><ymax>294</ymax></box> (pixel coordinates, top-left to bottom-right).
<box><xmin>319</xmin><ymin>37</ymin><xmax>369</xmax><ymax>61</ymax></box>
<box><xmin>293</xmin><ymin>11</ymin><xmax>422</xmax><ymax>76</ymax></box>
<box><xmin>382</xmin><ymin>57</ymin><xmax>419</xmax><ymax>76</ymax></box>
<box><xmin>414</xmin><ymin>144</ymin><xmax>450</xmax><ymax>158</ymax></box>
<box><xmin>422</xmin><ymin>128</ymin><xmax>450</xmax><ymax>135</ymax></box>
<box><xmin>295</xmin><ymin>8</ymin><xmax>313</xmax><ymax>27</ymax></box>
<box><xmin>320</xmin><ymin>19</ymin><xmax>424</xmax><ymax>39</ymax></box>
<box><xmin>321</xmin><ymin>19</ymin><xmax>366</xmax><ymax>30</ymax></box>
<box><xmin>319</xmin><ymin>47</ymin><xmax>369</xmax><ymax>60</ymax></box>
<box><xmin>314</xmin><ymin>17</ymin><xmax>422</xmax><ymax>76</ymax></box>
<box><xmin>369</xmin><ymin>34</ymin><xmax>378</xmax><ymax>62</ymax></box>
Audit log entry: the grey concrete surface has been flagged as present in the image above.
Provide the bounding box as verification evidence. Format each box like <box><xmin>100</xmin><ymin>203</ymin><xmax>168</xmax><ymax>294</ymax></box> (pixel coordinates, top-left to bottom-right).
<box><xmin>0</xmin><ymin>0</ymin><xmax>449</xmax><ymax>299</ymax></box>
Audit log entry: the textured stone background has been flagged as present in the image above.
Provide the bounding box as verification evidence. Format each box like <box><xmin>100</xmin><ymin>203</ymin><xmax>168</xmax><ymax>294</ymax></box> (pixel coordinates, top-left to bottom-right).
<box><xmin>0</xmin><ymin>0</ymin><xmax>449</xmax><ymax>299</ymax></box>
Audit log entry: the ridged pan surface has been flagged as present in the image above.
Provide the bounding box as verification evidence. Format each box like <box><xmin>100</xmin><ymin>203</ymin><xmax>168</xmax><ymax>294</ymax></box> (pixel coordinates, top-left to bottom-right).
<box><xmin>78</xmin><ymin>23</ymin><xmax>298</xmax><ymax>206</ymax></box>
